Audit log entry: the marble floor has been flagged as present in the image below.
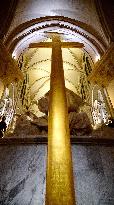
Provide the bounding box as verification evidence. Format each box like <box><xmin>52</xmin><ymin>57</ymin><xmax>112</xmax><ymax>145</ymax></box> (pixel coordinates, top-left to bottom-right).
<box><xmin>0</xmin><ymin>144</ymin><xmax>114</xmax><ymax>204</ymax></box>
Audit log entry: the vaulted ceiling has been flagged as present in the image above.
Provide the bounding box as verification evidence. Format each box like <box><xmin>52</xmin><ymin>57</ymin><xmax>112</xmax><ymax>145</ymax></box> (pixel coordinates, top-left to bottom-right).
<box><xmin>0</xmin><ymin>0</ymin><xmax>113</xmax><ymax>42</ymax></box>
<box><xmin>0</xmin><ymin>0</ymin><xmax>114</xmax><ymax>117</ymax></box>
<box><xmin>17</xmin><ymin>39</ymin><xmax>89</xmax><ymax>116</ymax></box>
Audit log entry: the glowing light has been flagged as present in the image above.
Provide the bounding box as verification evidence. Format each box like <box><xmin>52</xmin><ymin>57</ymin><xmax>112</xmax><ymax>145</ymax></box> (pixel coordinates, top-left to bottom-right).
<box><xmin>95</xmin><ymin>54</ymin><xmax>100</xmax><ymax>62</ymax></box>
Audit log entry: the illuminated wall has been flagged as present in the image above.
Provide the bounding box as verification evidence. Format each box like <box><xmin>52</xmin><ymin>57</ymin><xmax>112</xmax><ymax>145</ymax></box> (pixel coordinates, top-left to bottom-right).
<box><xmin>0</xmin><ymin>80</ymin><xmax>4</xmax><ymax>99</ymax></box>
<box><xmin>107</xmin><ymin>79</ymin><xmax>114</xmax><ymax>108</ymax></box>
<box><xmin>16</xmin><ymin>44</ymin><xmax>93</xmax><ymax>118</ymax></box>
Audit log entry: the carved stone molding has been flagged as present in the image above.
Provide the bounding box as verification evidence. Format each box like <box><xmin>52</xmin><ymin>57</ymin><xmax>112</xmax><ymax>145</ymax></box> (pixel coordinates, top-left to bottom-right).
<box><xmin>0</xmin><ymin>40</ymin><xmax>23</xmax><ymax>85</ymax></box>
<box><xmin>4</xmin><ymin>16</ymin><xmax>106</xmax><ymax>59</ymax></box>
<box><xmin>88</xmin><ymin>43</ymin><xmax>114</xmax><ymax>87</ymax></box>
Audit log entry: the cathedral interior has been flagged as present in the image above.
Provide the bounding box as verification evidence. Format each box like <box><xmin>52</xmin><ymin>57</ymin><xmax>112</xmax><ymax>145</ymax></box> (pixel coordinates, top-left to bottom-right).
<box><xmin>0</xmin><ymin>0</ymin><xmax>114</xmax><ymax>204</ymax></box>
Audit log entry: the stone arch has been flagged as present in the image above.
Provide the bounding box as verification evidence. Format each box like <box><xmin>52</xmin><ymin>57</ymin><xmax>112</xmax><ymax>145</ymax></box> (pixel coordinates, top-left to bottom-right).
<box><xmin>4</xmin><ymin>16</ymin><xmax>106</xmax><ymax>62</ymax></box>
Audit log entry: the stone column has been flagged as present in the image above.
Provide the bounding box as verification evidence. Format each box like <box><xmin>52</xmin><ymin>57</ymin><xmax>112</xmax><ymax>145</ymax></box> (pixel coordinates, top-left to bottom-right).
<box><xmin>0</xmin><ymin>80</ymin><xmax>4</xmax><ymax>99</ymax></box>
<box><xmin>46</xmin><ymin>35</ymin><xmax>76</xmax><ymax>205</ymax></box>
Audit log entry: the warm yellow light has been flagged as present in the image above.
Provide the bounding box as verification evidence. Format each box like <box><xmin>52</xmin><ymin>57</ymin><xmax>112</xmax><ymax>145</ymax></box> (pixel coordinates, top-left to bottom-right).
<box><xmin>46</xmin><ymin>34</ymin><xmax>76</xmax><ymax>205</ymax></box>
<box><xmin>0</xmin><ymin>80</ymin><xmax>4</xmax><ymax>99</ymax></box>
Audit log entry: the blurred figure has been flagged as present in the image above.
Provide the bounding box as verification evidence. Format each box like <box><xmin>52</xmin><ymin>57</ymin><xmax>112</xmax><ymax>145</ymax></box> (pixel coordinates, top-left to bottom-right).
<box><xmin>0</xmin><ymin>116</ymin><xmax>7</xmax><ymax>138</ymax></box>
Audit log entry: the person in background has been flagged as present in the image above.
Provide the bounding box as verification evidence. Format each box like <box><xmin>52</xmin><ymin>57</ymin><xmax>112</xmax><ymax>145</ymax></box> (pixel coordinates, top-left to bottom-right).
<box><xmin>0</xmin><ymin>116</ymin><xmax>7</xmax><ymax>138</ymax></box>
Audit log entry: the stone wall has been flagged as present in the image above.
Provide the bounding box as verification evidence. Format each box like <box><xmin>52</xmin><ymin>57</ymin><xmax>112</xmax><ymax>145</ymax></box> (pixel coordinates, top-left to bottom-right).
<box><xmin>0</xmin><ymin>144</ymin><xmax>114</xmax><ymax>204</ymax></box>
<box><xmin>107</xmin><ymin>79</ymin><xmax>114</xmax><ymax>109</ymax></box>
<box><xmin>0</xmin><ymin>80</ymin><xmax>4</xmax><ymax>99</ymax></box>
<box><xmin>72</xmin><ymin>145</ymin><xmax>114</xmax><ymax>205</ymax></box>
<box><xmin>0</xmin><ymin>145</ymin><xmax>47</xmax><ymax>205</ymax></box>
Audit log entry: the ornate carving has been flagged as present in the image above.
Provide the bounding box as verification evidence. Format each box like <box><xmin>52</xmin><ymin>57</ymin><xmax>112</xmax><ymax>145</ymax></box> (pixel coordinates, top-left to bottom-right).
<box><xmin>5</xmin><ymin>16</ymin><xmax>106</xmax><ymax>55</ymax></box>
<box><xmin>88</xmin><ymin>43</ymin><xmax>114</xmax><ymax>87</ymax></box>
<box><xmin>0</xmin><ymin>41</ymin><xmax>23</xmax><ymax>85</ymax></box>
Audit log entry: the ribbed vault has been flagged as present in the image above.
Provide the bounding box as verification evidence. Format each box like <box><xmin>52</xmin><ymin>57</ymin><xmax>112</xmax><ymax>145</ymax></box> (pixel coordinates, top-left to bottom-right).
<box><xmin>16</xmin><ymin>41</ymin><xmax>92</xmax><ymax>117</ymax></box>
<box><xmin>3</xmin><ymin>16</ymin><xmax>106</xmax><ymax>118</ymax></box>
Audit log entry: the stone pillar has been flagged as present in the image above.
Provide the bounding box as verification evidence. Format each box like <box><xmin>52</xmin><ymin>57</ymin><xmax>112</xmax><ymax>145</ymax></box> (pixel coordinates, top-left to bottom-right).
<box><xmin>103</xmin><ymin>87</ymin><xmax>114</xmax><ymax>118</ymax></box>
<box><xmin>45</xmin><ymin>35</ymin><xmax>76</xmax><ymax>205</ymax></box>
<box><xmin>0</xmin><ymin>80</ymin><xmax>4</xmax><ymax>99</ymax></box>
